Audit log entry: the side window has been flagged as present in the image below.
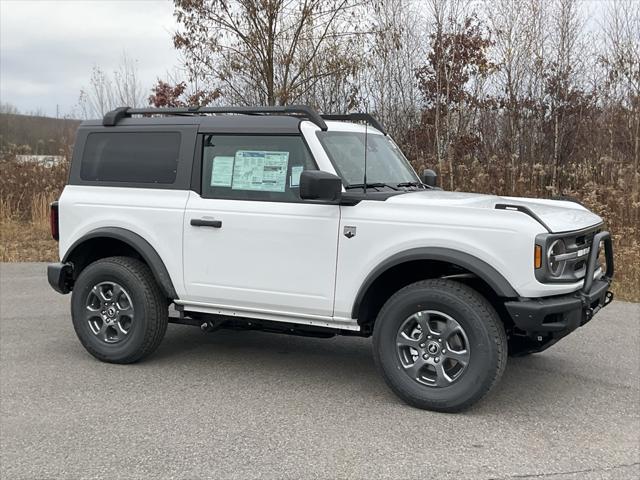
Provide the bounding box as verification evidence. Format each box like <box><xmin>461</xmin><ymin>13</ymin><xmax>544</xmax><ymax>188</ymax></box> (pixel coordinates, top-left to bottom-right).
<box><xmin>201</xmin><ymin>135</ymin><xmax>316</xmax><ymax>201</ymax></box>
<box><xmin>81</xmin><ymin>132</ymin><xmax>181</xmax><ymax>184</ymax></box>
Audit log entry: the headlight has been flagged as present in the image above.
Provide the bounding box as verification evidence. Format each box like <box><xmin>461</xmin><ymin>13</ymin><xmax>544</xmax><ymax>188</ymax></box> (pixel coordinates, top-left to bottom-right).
<box><xmin>547</xmin><ymin>239</ymin><xmax>567</xmax><ymax>277</ymax></box>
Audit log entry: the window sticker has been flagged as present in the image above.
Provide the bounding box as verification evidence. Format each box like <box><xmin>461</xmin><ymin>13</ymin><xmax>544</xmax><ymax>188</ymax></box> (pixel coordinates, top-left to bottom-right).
<box><xmin>290</xmin><ymin>165</ymin><xmax>303</xmax><ymax>187</ymax></box>
<box><xmin>232</xmin><ymin>150</ymin><xmax>289</xmax><ymax>192</ymax></box>
<box><xmin>210</xmin><ymin>156</ymin><xmax>235</xmax><ymax>187</ymax></box>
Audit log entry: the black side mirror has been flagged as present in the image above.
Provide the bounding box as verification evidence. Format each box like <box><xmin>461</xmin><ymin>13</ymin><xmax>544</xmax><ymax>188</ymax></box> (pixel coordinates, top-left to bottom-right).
<box><xmin>299</xmin><ymin>170</ymin><xmax>342</xmax><ymax>202</ymax></box>
<box><xmin>421</xmin><ymin>169</ymin><xmax>438</xmax><ymax>188</ymax></box>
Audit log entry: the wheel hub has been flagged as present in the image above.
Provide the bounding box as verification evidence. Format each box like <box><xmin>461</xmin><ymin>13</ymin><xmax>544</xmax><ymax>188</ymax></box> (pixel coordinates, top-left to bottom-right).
<box><xmin>426</xmin><ymin>341</ymin><xmax>440</xmax><ymax>355</ymax></box>
<box><xmin>396</xmin><ymin>310</ymin><xmax>471</xmax><ymax>388</ymax></box>
<box><xmin>85</xmin><ymin>281</ymin><xmax>134</xmax><ymax>344</ymax></box>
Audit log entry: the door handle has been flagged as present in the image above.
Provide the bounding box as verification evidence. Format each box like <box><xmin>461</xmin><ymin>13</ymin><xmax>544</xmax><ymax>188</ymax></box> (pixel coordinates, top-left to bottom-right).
<box><xmin>191</xmin><ymin>218</ymin><xmax>222</xmax><ymax>228</ymax></box>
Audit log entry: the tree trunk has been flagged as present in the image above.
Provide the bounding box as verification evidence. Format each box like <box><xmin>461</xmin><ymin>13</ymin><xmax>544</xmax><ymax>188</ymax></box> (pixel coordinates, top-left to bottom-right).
<box><xmin>552</xmin><ymin>111</ymin><xmax>559</xmax><ymax>194</ymax></box>
<box><xmin>634</xmin><ymin>108</ymin><xmax>639</xmax><ymax>198</ymax></box>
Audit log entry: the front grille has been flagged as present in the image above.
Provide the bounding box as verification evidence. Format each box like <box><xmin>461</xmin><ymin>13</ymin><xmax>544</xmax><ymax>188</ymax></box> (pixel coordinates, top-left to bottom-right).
<box><xmin>554</xmin><ymin>227</ymin><xmax>601</xmax><ymax>281</ymax></box>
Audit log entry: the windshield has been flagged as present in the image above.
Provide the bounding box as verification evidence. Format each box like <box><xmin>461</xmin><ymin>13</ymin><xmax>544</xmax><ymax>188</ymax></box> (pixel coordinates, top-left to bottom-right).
<box><xmin>316</xmin><ymin>131</ymin><xmax>419</xmax><ymax>187</ymax></box>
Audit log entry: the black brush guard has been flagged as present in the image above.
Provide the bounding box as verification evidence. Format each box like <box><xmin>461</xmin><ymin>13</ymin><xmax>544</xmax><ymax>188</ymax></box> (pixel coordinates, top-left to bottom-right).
<box><xmin>504</xmin><ymin>231</ymin><xmax>614</xmax><ymax>355</ymax></box>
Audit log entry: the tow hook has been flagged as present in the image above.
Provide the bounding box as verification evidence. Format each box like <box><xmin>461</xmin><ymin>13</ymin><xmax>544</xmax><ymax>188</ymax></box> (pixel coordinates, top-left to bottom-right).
<box><xmin>200</xmin><ymin>320</ymin><xmax>220</xmax><ymax>333</ymax></box>
<box><xmin>580</xmin><ymin>290</ymin><xmax>614</xmax><ymax>323</ymax></box>
<box><xmin>584</xmin><ymin>307</ymin><xmax>594</xmax><ymax>321</ymax></box>
<box><xmin>604</xmin><ymin>291</ymin><xmax>614</xmax><ymax>306</ymax></box>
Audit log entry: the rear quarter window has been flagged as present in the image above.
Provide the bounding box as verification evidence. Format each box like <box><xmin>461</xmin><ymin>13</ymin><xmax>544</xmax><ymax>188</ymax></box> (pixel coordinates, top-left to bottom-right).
<box><xmin>80</xmin><ymin>132</ymin><xmax>181</xmax><ymax>184</ymax></box>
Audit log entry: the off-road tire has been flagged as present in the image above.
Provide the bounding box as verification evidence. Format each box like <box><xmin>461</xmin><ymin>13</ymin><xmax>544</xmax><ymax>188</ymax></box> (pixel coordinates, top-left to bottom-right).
<box><xmin>372</xmin><ymin>279</ymin><xmax>507</xmax><ymax>412</ymax></box>
<box><xmin>71</xmin><ymin>256</ymin><xmax>168</xmax><ymax>364</ymax></box>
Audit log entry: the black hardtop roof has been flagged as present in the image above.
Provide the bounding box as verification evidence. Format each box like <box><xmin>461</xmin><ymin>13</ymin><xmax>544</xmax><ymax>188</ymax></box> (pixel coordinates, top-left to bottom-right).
<box><xmin>80</xmin><ymin>114</ymin><xmax>304</xmax><ymax>135</ymax></box>
<box><xmin>85</xmin><ymin>105</ymin><xmax>387</xmax><ymax>135</ymax></box>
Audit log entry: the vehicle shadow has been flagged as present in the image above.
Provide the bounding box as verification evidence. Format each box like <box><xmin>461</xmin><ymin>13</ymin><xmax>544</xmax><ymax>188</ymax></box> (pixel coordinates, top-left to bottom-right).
<box><xmin>149</xmin><ymin>323</ymin><xmax>603</xmax><ymax>416</ymax></box>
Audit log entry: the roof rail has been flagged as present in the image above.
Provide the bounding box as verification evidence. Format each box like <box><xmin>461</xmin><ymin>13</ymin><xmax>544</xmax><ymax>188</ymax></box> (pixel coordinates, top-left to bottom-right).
<box><xmin>102</xmin><ymin>105</ymin><xmax>328</xmax><ymax>130</ymax></box>
<box><xmin>321</xmin><ymin>113</ymin><xmax>386</xmax><ymax>135</ymax></box>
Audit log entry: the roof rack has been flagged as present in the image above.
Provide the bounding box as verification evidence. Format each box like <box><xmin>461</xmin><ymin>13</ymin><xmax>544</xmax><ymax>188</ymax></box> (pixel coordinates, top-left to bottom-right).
<box><xmin>321</xmin><ymin>113</ymin><xmax>386</xmax><ymax>135</ymax></box>
<box><xmin>102</xmin><ymin>105</ymin><xmax>328</xmax><ymax>131</ymax></box>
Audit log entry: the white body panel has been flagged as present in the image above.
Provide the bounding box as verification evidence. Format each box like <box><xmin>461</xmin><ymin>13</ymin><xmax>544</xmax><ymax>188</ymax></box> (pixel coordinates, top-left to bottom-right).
<box><xmin>385</xmin><ymin>190</ymin><xmax>602</xmax><ymax>233</ymax></box>
<box><xmin>58</xmin><ymin>185</ymin><xmax>190</xmax><ymax>297</ymax></box>
<box><xmin>182</xmin><ymin>192</ymin><xmax>340</xmax><ymax>318</ymax></box>
<box><xmin>58</xmin><ymin>120</ymin><xmax>605</xmax><ymax>332</ymax></box>
<box><xmin>333</xmin><ymin>198</ymin><xmax>596</xmax><ymax>319</ymax></box>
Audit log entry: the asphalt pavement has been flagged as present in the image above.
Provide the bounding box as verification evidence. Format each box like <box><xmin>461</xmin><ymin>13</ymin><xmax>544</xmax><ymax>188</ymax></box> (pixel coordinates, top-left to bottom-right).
<box><xmin>1</xmin><ymin>263</ymin><xmax>638</xmax><ymax>479</ymax></box>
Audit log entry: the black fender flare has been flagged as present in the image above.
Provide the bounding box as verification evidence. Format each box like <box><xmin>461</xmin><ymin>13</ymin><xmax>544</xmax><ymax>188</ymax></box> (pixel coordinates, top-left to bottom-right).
<box><xmin>63</xmin><ymin>227</ymin><xmax>178</xmax><ymax>299</ymax></box>
<box><xmin>351</xmin><ymin>247</ymin><xmax>518</xmax><ymax>318</ymax></box>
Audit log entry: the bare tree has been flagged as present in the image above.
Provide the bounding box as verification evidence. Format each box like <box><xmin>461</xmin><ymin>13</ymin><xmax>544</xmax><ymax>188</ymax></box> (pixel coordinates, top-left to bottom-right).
<box><xmin>487</xmin><ymin>0</ymin><xmax>547</xmax><ymax>172</ymax></box>
<box><xmin>0</xmin><ymin>103</ymin><xmax>20</xmax><ymax>115</ymax></box>
<box><xmin>416</xmin><ymin>0</ymin><xmax>495</xmax><ymax>189</ymax></box>
<box><xmin>602</xmin><ymin>0</ymin><xmax>640</xmax><ymax>197</ymax></box>
<box><xmin>78</xmin><ymin>67</ymin><xmax>113</xmax><ymax>118</ymax></box>
<box><xmin>112</xmin><ymin>54</ymin><xmax>144</xmax><ymax>109</ymax></box>
<box><xmin>360</xmin><ymin>0</ymin><xmax>424</xmax><ymax>140</ymax></box>
<box><xmin>172</xmin><ymin>0</ymin><xmax>365</xmax><ymax>107</ymax></box>
<box><xmin>545</xmin><ymin>0</ymin><xmax>584</xmax><ymax>192</ymax></box>
<box><xmin>78</xmin><ymin>53</ymin><xmax>144</xmax><ymax>118</ymax></box>
<box><xmin>292</xmin><ymin>15</ymin><xmax>365</xmax><ymax>113</ymax></box>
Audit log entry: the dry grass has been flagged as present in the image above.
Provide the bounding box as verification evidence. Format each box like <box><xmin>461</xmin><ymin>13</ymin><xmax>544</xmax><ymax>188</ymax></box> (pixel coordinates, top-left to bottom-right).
<box><xmin>608</xmin><ymin>245</ymin><xmax>640</xmax><ymax>302</ymax></box>
<box><xmin>1</xmin><ymin>219</ymin><xmax>58</xmax><ymax>262</ymax></box>
<box><xmin>0</xmin><ymin>146</ymin><xmax>67</xmax><ymax>263</ymax></box>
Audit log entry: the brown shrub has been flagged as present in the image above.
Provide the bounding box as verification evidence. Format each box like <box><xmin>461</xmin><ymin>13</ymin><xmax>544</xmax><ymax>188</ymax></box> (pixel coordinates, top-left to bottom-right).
<box><xmin>0</xmin><ymin>144</ymin><xmax>69</xmax><ymax>223</ymax></box>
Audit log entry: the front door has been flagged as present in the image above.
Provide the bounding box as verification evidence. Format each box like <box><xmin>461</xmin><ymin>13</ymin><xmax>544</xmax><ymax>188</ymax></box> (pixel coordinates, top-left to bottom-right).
<box><xmin>183</xmin><ymin>133</ymin><xmax>340</xmax><ymax>318</ymax></box>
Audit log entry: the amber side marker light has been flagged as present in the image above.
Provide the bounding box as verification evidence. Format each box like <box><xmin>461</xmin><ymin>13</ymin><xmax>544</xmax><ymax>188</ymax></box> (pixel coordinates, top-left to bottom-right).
<box><xmin>534</xmin><ymin>244</ymin><xmax>542</xmax><ymax>269</ymax></box>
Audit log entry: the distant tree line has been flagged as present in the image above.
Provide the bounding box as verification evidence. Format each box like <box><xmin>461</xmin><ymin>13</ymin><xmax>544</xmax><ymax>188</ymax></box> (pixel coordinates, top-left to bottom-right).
<box><xmin>0</xmin><ymin>113</ymin><xmax>79</xmax><ymax>156</ymax></box>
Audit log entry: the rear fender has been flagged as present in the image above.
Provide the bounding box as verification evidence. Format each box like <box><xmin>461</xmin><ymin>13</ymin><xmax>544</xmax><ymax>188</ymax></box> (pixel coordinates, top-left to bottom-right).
<box><xmin>63</xmin><ymin>227</ymin><xmax>178</xmax><ymax>299</ymax></box>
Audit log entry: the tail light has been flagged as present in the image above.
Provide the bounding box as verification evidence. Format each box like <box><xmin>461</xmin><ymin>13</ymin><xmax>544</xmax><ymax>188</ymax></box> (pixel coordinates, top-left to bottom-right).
<box><xmin>50</xmin><ymin>201</ymin><xmax>59</xmax><ymax>241</ymax></box>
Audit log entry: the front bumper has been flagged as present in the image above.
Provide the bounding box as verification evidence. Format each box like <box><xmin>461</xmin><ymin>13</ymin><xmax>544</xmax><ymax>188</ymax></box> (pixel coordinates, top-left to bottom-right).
<box><xmin>504</xmin><ymin>231</ymin><xmax>614</xmax><ymax>354</ymax></box>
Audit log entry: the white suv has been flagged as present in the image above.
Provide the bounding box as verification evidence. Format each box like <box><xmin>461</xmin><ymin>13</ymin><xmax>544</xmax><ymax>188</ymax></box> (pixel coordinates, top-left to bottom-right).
<box><xmin>48</xmin><ymin>105</ymin><xmax>614</xmax><ymax>412</ymax></box>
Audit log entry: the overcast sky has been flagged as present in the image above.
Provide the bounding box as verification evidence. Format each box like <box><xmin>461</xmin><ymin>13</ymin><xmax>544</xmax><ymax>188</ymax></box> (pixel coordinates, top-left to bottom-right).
<box><xmin>0</xmin><ymin>0</ymin><xmax>179</xmax><ymax>117</ymax></box>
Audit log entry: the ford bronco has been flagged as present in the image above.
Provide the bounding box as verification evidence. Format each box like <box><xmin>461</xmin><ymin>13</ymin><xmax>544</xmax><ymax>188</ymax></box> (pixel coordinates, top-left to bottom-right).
<box><xmin>47</xmin><ymin>105</ymin><xmax>614</xmax><ymax>412</ymax></box>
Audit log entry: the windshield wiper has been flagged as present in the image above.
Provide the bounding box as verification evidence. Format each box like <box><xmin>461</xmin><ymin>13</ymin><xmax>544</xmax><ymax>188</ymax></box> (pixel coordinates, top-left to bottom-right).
<box><xmin>345</xmin><ymin>182</ymin><xmax>399</xmax><ymax>191</ymax></box>
<box><xmin>396</xmin><ymin>181</ymin><xmax>425</xmax><ymax>189</ymax></box>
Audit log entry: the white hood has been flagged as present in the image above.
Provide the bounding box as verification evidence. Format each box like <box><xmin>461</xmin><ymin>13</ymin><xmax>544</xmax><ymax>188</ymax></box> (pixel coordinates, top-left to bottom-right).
<box><xmin>386</xmin><ymin>191</ymin><xmax>603</xmax><ymax>233</ymax></box>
